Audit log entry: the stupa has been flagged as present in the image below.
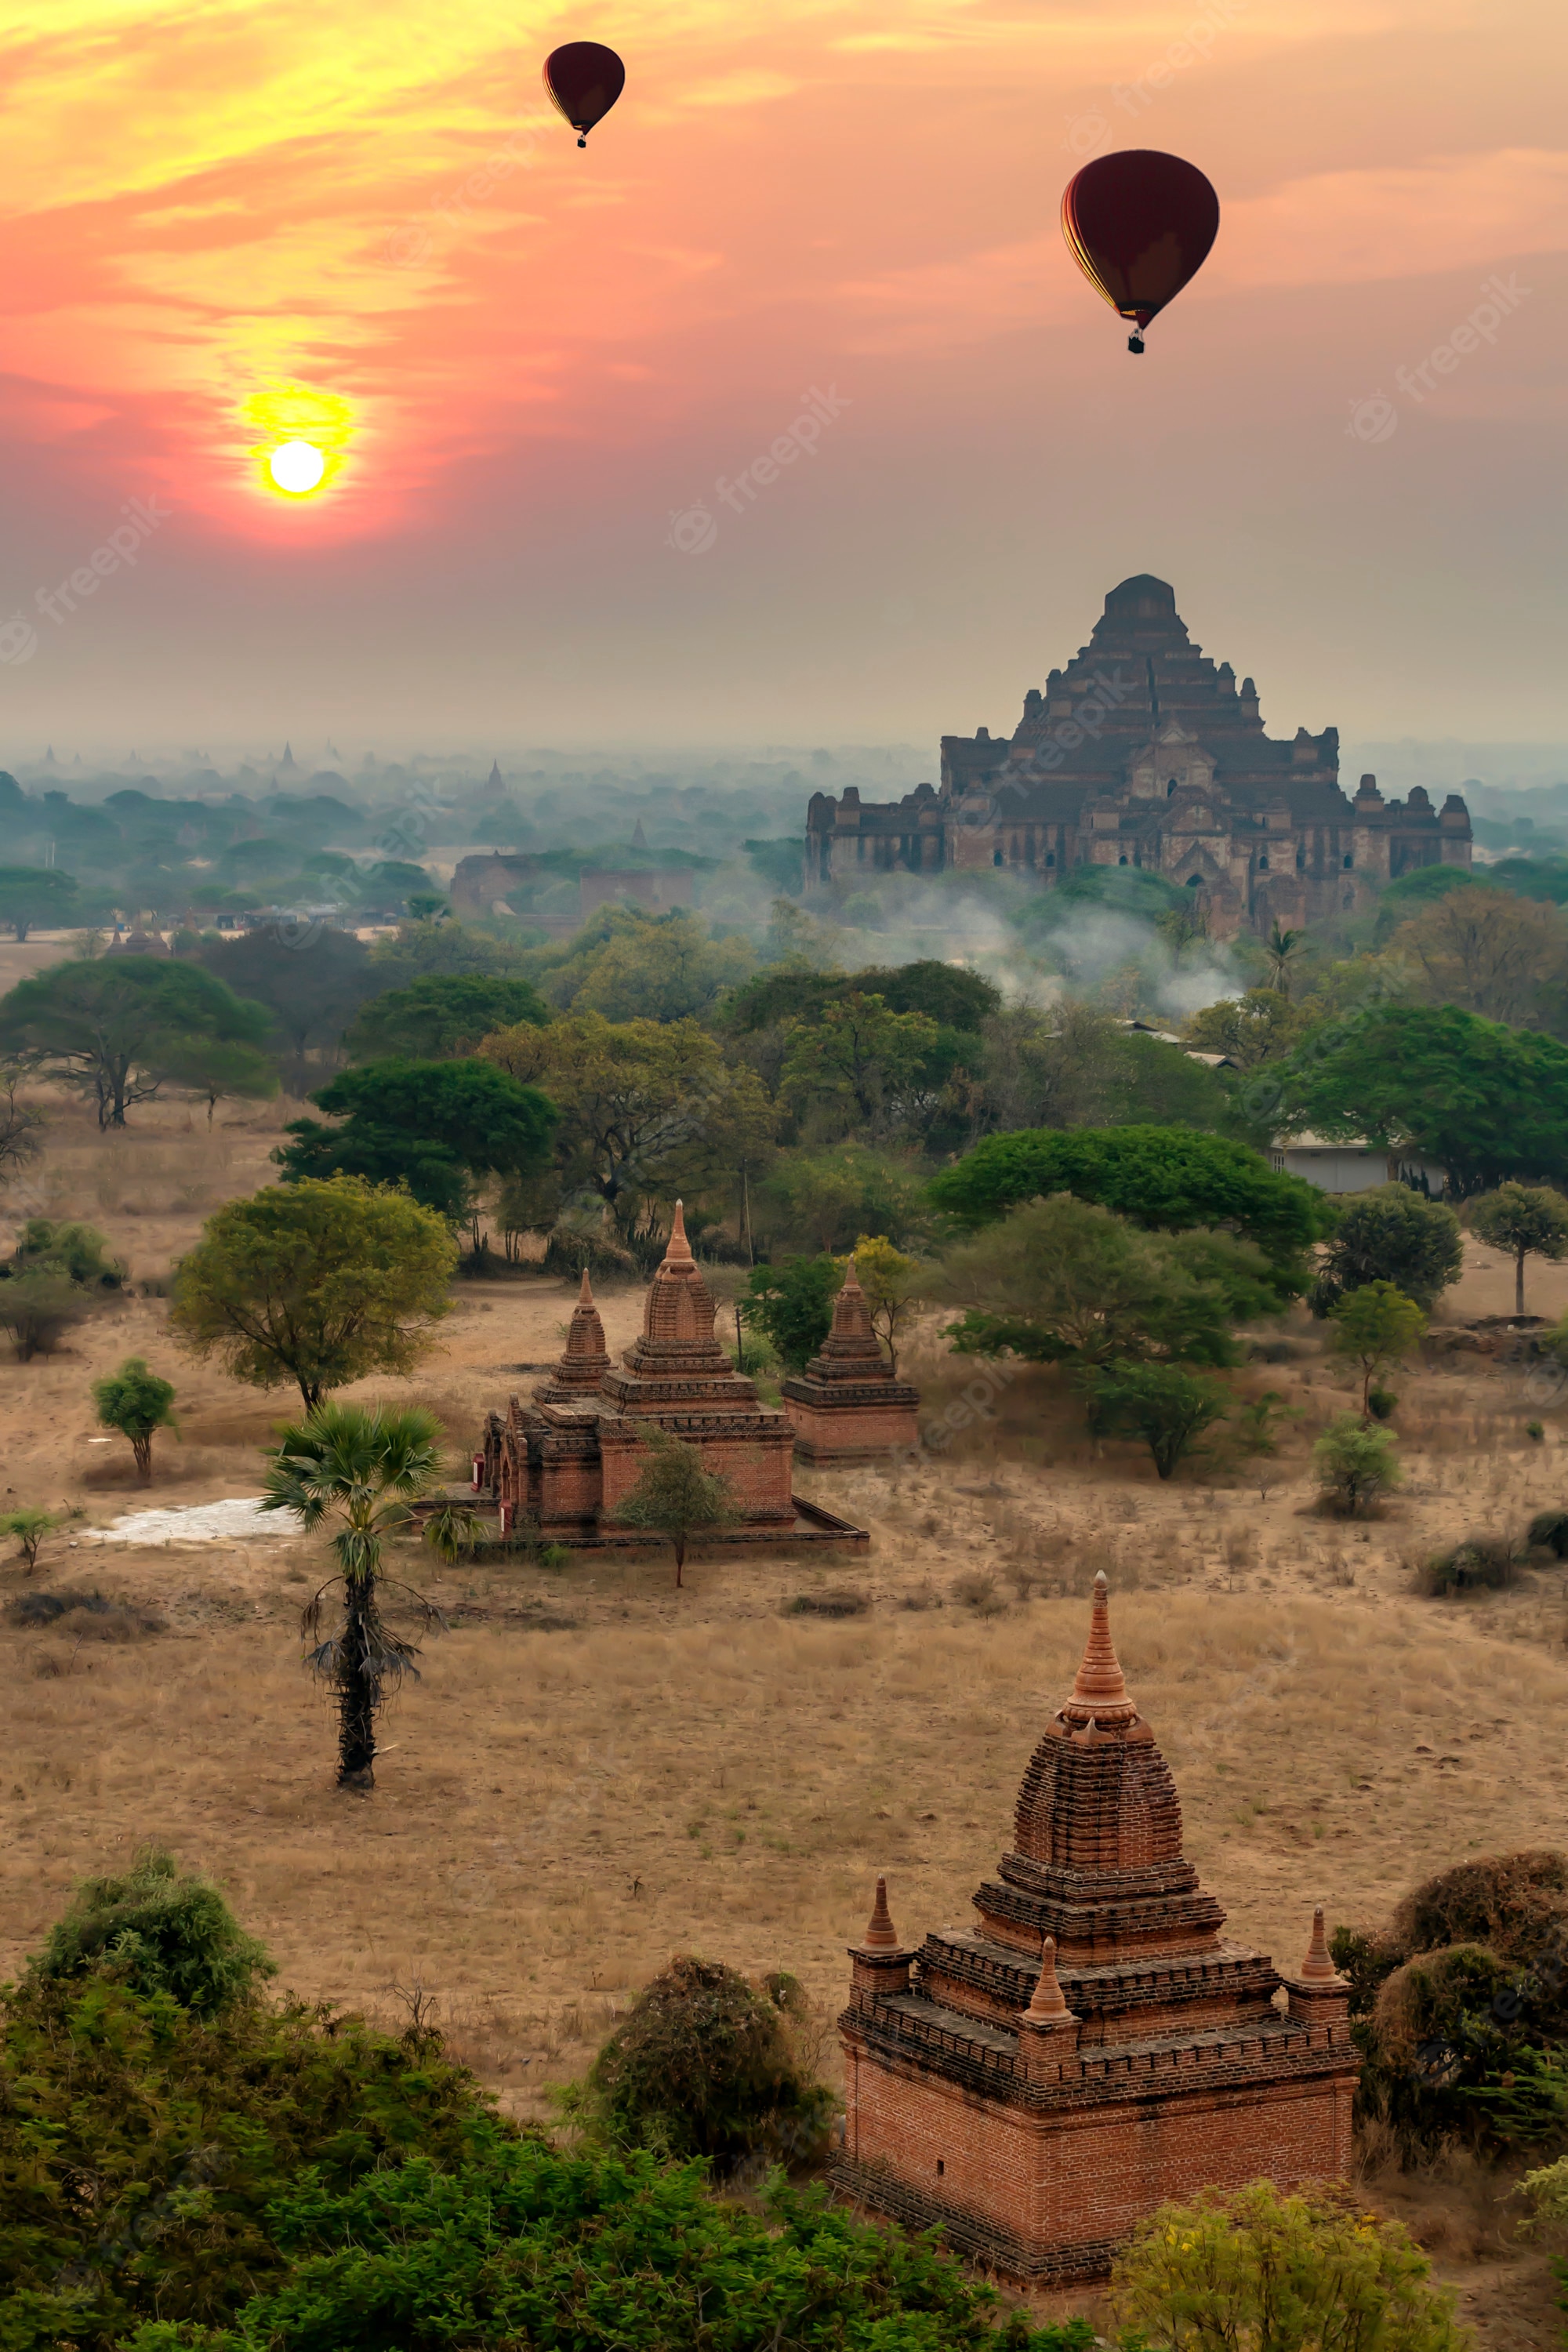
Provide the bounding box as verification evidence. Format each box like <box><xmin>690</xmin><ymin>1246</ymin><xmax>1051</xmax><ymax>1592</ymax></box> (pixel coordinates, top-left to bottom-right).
<box><xmin>781</xmin><ymin>1261</ymin><xmax>920</xmax><ymax>1464</ymax></box>
<box><xmin>833</xmin><ymin>1573</ymin><xmax>1358</xmax><ymax>2278</ymax></box>
<box><xmin>477</xmin><ymin>1207</ymin><xmax>862</xmax><ymax>1549</ymax></box>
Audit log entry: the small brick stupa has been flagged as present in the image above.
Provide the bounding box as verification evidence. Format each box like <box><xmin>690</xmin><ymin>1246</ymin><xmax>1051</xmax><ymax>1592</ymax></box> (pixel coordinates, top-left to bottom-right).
<box><xmin>833</xmin><ymin>1573</ymin><xmax>1359</xmax><ymax>2279</ymax></box>
<box><xmin>781</xmin><ymin>1261</ymin><xmax>920</xmax><ymax>1465</ymax></box>
<box><xmin>477</xmin><ymin>1206</ymin><xmax>861</xmax><ymax>1547</ymax></box>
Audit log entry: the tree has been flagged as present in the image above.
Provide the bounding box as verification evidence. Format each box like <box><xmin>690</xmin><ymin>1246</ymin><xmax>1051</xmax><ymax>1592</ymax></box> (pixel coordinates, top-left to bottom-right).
<box><xmin>610</xmin><ymin>1425</ymin><xmax>736</xmax><ymax>1586</ymax></box>
<box><xmin>170</xmin><ymin>1176</ymin><xmax>456</xmax><ymax>1410</ymax></box>
<box><xmin>0</xmin><ymin>957</ymin><xmax>273</xmax><ymax>1127</ymax></box>
<box><xmin>0</xmin><ymin>1064</ymin><xmax>45</xmax><ymax>1189</ymax></box>
<box><xmin>366</xmin><ymin>915</ymin><xmax>539</xmax><ymax>987</ymax></box>
<box><xmin>345</xmin><ymin>972</ymin><xmax>550</xmax><ymax>1062</ymax></box>
<box><xmin>779</xmin><ymin>993</ymin><xmax>939</xmax><ymax>1137</ymax></box>
<box><xmin>198</xmin><ymin>925</ymin><xmax>379</xmax><ymax>1089</ymax></box>
<box><xmin>850</xmin><ymin>1233</ymin><xmax>923</xmax><ymax>1375</ymax></box>
<box><xmin>1390</xmin><ymin>885</ymin><xmax>1568</xmax><ymax>1026</ymax></box>
<box><xmin>10</xmin><ymin>1216</ymin><xmax>125</xmax><ymax>1290</ymax></box>
<box><xmin>161</xmin><ymin>1034</ymin><xmax>280</xmax><ymax>1123</ymax></box>
<box><xmin>1185</xmin><ymin>986</ymin><xmax>1305</xmax><ymax>1068</ymax></box>
<box><xmin>1311</xmin><ymin>1182</ymin><xmax>1464</xmax><ymax>1315</ymax></box>
<box><xmin>566</xmin><ymin>909</ymin><xmax>756</xmax><ymax>1024</ymax></box>
<box><xmin>1468</xmin><ymin>1181</ymin><xmax>1568</xmax><ymax>1316</ymax></box>
<box><xmin>1279</xmin><ymin>1004</ymin><xmax>1568</xmax><ymax>1193</ymax></box>
<box><xmin>0</xmin><ymin>866</ymin><xmax>79</xmax><ymax>941</ymax></box>
<box><xmin>742</xmin><ymin>1255</ymin><xmax>845</xmax><ymax>1372</ymax></box>
<box><xmin>260</xmin><ymin>1403</ymin><xmax>481</xmax><ymax>1790</ymax></box>
<box><xmin>1329</xmin><ymin>1280</ymin><xmax>1427</xmax><ymax>1415</ymax></box>
<box><xmin>930</xmin><ymin>1123</ymin><xmax>1330</xmax><ymax>1269</ymax></box>
<box><xmin>0</xmin><ymin>1266</ymin><xmax>100</xmax><ymax>1361</ymax></box>
<box><xmin>1315</xmin><ymin>1412</ymin><xmax>1403</xmax><ymax>1515</ymax></box>
<box><xmin>481</xmin><ymin>1013</ymin><xmax>775</xmax><ymax>1247</ymax></box>
<box><xmin>934</xmin><ymin>1195</ymin><xmax>1280</xmax><ymax>1380</ymax></box>
<box><xmin>727</xmin><ymin>958</ymin><xmax>1000</xmax><ymax>1037</ymax></box>
<box><xmin>92</xmin><ymin>1356</ymin><xmax>180</xmax><ymax>1484</ymax></box>
<box><xmin>1085</xmin><ymin>1359</ymin><xmax>1232</xmax><ymax>1479</ymax></box>
<box><xmin>0</xmin><ymin>1505</ymin><xmax>71</xmax><ymax>1572</ymax></box>
<box><xmin>757</xmin><ymin>1143</ymin><xmax>927</xmax><ymax>1254</ymax></box>
<box><xmin>25</xmin><ymin>1846</ymin><xmax>275</xmax><ymax>2016</ymax></box>
<box><xmin>1265</xmin><ymin>920</ymin><xmax>1306</xmax><ymax>996</ymax></box>
<box><xmin>1112</xmin><ymin>2180</ymin><xmax>1465</xmax><ymax>2352</ymax></box>
<box><xmin>276</xmin><ymin>1058</ymin><xmax>557</xmax><ymax>1221</ymax></box>
<box><xmin>583</xmin><ymin>1955</ymin><xmax>833</xmax><ymax>2168</ymax></box>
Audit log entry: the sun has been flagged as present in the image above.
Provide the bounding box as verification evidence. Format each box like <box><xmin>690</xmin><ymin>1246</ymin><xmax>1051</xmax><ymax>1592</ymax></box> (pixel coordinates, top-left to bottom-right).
<box><xmin>268</xmin><ymin>439</ymin><xmax>326</xmax><ymax>496</ymax></box>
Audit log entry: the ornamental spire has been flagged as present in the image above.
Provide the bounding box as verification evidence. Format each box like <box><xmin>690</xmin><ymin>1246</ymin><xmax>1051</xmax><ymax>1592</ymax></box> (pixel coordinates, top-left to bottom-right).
<box><xmin>1061</xmin><ymin>1570</ymin><xmax>1137</xmax><ymax>1726</ymax></box>
<box><xmin>861</xmin><ymin>1875</ymin><xmax>900</xmax><ymax>1951</ymax></box>
<box><xmin>1026</xmin><ymin>1935</ymin><xmax>1070</xmax><ymax>2021</ymax></box>
<box><xmin>1299</xmin><ymin>1903</ymin><xmax>1338</xmax><ymax>1981</ymax></box>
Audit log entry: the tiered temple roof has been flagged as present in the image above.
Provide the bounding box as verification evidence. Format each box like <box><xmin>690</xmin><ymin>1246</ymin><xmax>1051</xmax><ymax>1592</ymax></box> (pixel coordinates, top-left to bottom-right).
<box><xmin>782</xmin><ymin>1259</ymin><xmax>920</xmax><ymax>1464</ymax></box>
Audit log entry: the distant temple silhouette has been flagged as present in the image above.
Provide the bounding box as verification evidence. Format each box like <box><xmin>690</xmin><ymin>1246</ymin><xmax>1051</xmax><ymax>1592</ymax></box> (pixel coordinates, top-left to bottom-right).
<box><xmin>805</xmin><ymin>575</ymin><xmax>1472</xmax><ymax>937</ymax></box>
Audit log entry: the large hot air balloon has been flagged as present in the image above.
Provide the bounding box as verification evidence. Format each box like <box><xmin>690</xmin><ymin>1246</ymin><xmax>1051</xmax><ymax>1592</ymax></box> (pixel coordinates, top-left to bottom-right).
<box><xmin>543</xmin><ymin>42</ymin><xmax>626</xmax><ymax>148</ymax></box>
<box><xmin>1061</xmin><ymin>151</ymin><xmax>1219</xmax><ymax>353</ymax></box>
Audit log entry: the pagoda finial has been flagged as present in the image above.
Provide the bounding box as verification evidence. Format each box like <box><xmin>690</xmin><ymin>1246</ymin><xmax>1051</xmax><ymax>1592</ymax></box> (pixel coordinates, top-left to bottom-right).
<box><xmin>1300</xmin><ymin>1903</ymin><xmax>1338</xmax><ymax>1982</ymax></box>
<box><xmin>1025</xmin><ymin>1934</ymin><xmax>1070</xmax><ymax>2020</ymax></box>
<box><xmin>861</xmin><ymin>1875</ymin><xmax>899</xmax><ymax>1951</ymax></box>
<box><xmin>664</xmin><ymin>1199</ymin><xmax>693</xmax><ymax>1265</ymax></box>
<box><xmin>1061</xmin><ymin>1570</ymin><xmax>1137</xmax><ymax>1726</ymax></box>
<box><xmin>579</xmin><ymin>1266</ymin><xmax>593</xmax><ymax>1305</ymax></box>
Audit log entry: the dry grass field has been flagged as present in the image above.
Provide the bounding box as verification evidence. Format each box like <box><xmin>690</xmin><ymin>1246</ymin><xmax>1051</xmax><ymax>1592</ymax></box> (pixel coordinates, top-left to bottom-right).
<box><xmin>3</xmin><ymin>1096</ymin><xmax>1568</xmax><ymax>2343</ymax></box>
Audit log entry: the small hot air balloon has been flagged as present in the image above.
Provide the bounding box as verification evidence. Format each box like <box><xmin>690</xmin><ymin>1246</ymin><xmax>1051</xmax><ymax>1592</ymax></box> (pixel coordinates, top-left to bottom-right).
<box><xmin>1061</xmin><ymin>150</ymin><xmax>1219</xmax><ymax>353</ymax></box>
<box><xmin>543</xmin><ymin>42</ymin><xmax>626</xmax><ymax>148</ymax></box>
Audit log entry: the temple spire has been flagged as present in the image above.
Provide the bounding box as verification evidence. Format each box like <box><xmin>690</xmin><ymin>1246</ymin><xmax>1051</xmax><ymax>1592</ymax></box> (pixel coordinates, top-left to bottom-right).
<box><xmin>1061</xmin><ymin>1571</ymin><xmax>1137</xmax><ymax>1726</ymax></box>
<box><xmin>1026</xmin><ymin>1935</ymin><xmax>1070</xmax><ymax>2020</ymax></box>
<box><xmin>665</xmin><ymin>1199</ymin><xmax>693</xmax><ymax>1265</ymax></box>
<box><xmin>1299</xmin><ymin>1903</ymin><xmax>1338</xmax><ymax>1981</ymax></box>
<box><xmin>862</xmin><ymin>1875</ymin><xmax>900</xmax><ymax>1951</ymax></box>
<box><xmin>579</xmin><ymin>1267</ymin><xmax>593</xmax><ymax>1305</ymax></box>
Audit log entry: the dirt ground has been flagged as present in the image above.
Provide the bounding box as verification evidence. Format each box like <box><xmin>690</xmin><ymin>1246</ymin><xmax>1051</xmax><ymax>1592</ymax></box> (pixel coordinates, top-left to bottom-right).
<box><xmin>2</xmin><ymin>1097</ymin><xmax>1567</xmax><ymax>2343</ymax></box>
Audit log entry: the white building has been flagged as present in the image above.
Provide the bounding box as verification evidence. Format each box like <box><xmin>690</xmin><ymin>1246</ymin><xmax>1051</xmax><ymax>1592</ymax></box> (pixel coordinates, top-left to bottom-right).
<box><xmin>1269</xmin><ymin>1133</ymin><xmax>1449</xmax><ymax>1196</ymax></box>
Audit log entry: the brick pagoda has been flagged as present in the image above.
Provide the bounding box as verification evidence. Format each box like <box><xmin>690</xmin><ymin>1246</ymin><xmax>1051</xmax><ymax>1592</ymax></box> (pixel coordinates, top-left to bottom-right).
<box><xmin>476</xmin><ymin>1205</ymin><xmax>864</xmax><ymax>1549</ymax></box>
<box><xmin>782</xmin><ymin>1261</ymin><xmax>920</xmax><ymax>1465</ymax></box>
<box><xmin>833</xmin><ymin>1573</ymin><xmax>1358</xmax><ymax>2278</ymax></box>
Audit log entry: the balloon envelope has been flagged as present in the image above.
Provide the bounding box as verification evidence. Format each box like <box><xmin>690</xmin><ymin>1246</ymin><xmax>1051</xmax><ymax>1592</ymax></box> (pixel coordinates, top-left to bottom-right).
<box><xmin>1061</xmin><ymin>151</ymin><xmax>1219</xmax><ymax>331</ymax></box>
<box><xmin>543</xmin><ymin>42</ymin><xmax>626</xmax><ymax>141</ymax></box>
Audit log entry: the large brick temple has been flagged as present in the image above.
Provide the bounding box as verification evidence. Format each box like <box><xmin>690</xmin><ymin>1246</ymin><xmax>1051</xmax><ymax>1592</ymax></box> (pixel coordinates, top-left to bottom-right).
<box><xmin>832</xmin><ymin>1573</ymin><xmax>1359</xmax><ymax>2278</ymax></box>
<box><xmin>474</xmin><ymin>1207</ymin><xmax>874</xmax><ymax>1549</ymax></box>
<box><xmin>805</xmin><ymin>574</ymin><xmax>1471</xmax><ymax>937</ymax></box>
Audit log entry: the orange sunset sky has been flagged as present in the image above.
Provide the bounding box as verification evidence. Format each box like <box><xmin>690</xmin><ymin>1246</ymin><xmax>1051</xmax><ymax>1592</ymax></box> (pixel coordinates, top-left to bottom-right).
<box><xmin>1</xmin><ymin>0</ymin><xmax>1563</xmax><ymax>751</ymax></box>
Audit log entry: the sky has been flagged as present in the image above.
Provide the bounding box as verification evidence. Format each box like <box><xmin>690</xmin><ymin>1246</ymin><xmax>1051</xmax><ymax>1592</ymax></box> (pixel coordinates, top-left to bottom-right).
<box><xmin>0</xmin><ymin>0</ymin><xmax>1563</xmax><ymax>758</ymax></box>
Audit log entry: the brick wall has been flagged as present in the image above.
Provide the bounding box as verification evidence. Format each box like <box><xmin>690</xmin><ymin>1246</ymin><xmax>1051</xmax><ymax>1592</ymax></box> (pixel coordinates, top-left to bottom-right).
<box><xmin>784</xmin><ymin>1396</ymin><xmax>920</xmax><ymax>1463</ymax></box>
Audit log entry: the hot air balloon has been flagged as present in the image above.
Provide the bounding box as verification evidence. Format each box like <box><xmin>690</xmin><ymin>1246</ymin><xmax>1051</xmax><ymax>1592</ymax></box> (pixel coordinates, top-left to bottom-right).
<box><xmin>543</xmin><ymin>42</ymin><xmax>626</xmax><ymax>148</ymax></box>
<box><xmin>1061</xmin><ymin>151</ymin><xmax>1219</xmax><ymax>353</ymax></box>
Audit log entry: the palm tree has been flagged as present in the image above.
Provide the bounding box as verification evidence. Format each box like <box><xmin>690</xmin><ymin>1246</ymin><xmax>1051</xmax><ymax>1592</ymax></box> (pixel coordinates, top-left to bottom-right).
<box><xmin>260</xmin><ymin>1403</ymin><xmax>482</xmax><ymax>1791</ymax></box>
<box><xmin>1265</xmin><ymin>922</ymin><xmax>1305</xmax><ymax>997</ymax></box>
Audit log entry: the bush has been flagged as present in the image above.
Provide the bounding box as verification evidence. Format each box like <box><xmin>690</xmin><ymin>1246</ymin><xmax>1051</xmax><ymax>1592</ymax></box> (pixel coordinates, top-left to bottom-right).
<box><xmin>0</xmin><ymin>1504</ymin><xmax>71</xmax><ymax>1571</ymax></box>
<box><xmin>578</xmin><ymin>1955</ymin><xmax>833</xmax><ymax>2173</ymax></box>
<box><xmin>1529</xmin><ymin>1508</ymin><xmax>1568</xmax><ymax>1557</ymax></box>
<box><xmin>1112</xmin><ymin>2180</ymin><xmax>1466</xmax><ymax>2352</ymax></box>
<box><xmin>1313</xmin><ymin>1414</ymin><xmax>1403</xmax><ymax>1515</ymax></box>
<box><xmin>1417</xmin><ymin>1532</ymin><xmax>1521</xmax><ymax>1595</ymax></box>
<box><xmin>11</xmin><ymin>1215</ymin><xmax>126</xmax><ymax>1289</ymax></box>
<box><xmin>25</xmin><ymin>1846</ymin><xmax>276</xmax><ymax>2016</ymax></box>
<box><xmin>1368</xmin><ymin>1385</ymin><xmax>1398</xmax><ymax>1420</ymax></box>
<box><xmin>1310</xmin><ymin>1182</ymin><xmax>1464</xmax><ymax>1314</ymax></box>
<box><xmin>93</xmin><ymin>1356</ymin><xmax>180</xmax><ymax>1483</ymax></box>
<box><xmin>743</xmin><ymin>1254</ymin><xmax>844</xmax><ymax>1370</ymax></box>
<box><xmin>1086</xmin><ymin>1359</ymin><xmax>1232</xmax><ymax>1479</ymax></box>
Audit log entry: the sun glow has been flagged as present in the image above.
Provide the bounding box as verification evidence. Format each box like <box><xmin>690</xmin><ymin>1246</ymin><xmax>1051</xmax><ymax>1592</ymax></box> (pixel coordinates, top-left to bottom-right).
<box><xmin>244</xmin><ymin>383</ymin><xmax>356</xmax><ymax>502</ymax></box>
<box><xmin>268</xmin><ymin>439</ymin><xmax>325</xmax><ymax>495</ymax></box>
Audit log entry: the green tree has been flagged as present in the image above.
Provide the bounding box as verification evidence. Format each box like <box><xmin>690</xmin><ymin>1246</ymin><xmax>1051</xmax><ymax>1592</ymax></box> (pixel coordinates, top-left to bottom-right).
<box><xmin>276</xmin><ymin>1058</ymin><xmax>557</xmax><ymax>1221</ymax></box>
<box><xmin>0</xmin><ymin>1266</ymin><xmax>100</xmax><ymax>1362</ymax></box>
<box><xmin>0</xmin><ymin>866</ymin><xmax>79</xmax><ymax>942</ymax></box>
<box><xmin>612</xmin><ymin>1425</ymin><xmax>737</xmax><ymax>1588</ymax></box>
<box><xmin>197</xmin><ymin>926</ymin><xmax>379</xmax><ymax>1089</ymax></box>
<box><xmin>0</xmin><ymin>1065</ymin><xmax>45</xmax><ymax>1191</ymax></box>
<box><xmin>481</xmin><ymin>1013</ymin><xmax>775</xmax><ymax>1247</ymax></box>
<box><xmin>1265</xmin><ymin>920</ymin><xmax>1306</xmax><ymax>996</ymax></box>
<box><xmin>931</xmin><ymin>1123</ymin><xmax>1329</xmax><ymax>1271</ymax></box>
<box><xmin>757</xmin><ymin>1142</ymin><xmax>927</xmax><ymax>1254</ymax></box>
<box><xmin>1185</xmin><ymin>986</ymin><xmax>1305</xmax><ymax>1068</ymax></box>
<box><xmin>170</xmin><ymin>1176</ymin><xmax>456</xmax><ymax>1410</ymax></box>
<box><xmin>779</xmin><ymin>993</ymin><xmax>939</xmax><ymax>1136</ymax></box>
<box><xmin>1468</xmin><ymin>1181</ymin><xmax>1568</xmax><ymax>1316</ymax></box>
<box><xmin>1311</xmin><ymin>1182</ymin><xmax>1464</xmax><ymax>1315</ymax></box>
<box><xmin>727</xmin><ymin>958</ymin><xmax>1000</xmax><ymax>1038</ymax></box>
<box><xmin>742</xmin><ymin>1255</ymin><xmax>845</xmax><ymax>1372</ymax></box>
<box><xmin>850</xmin><ymin>1233</ymin><xmax>924</xmax><ymax>1376</ymax></box>
<box><xmin>161</xmin><ymin>1035</ymin><xmax>280</xmax><ymax>1123</ymax></box>
<box><xmin>567</xmin><ymin>909</ymin><xmax>757</xmax><ymax>1024</ymax></box>
<box><xmin>1278</xmin><ymin>1003</ymin><xmax>1568</xmax><ymax>1193</ymax></box>
<box><xmin>345</xmin><ymin>973</ymin><xmax>550</xmax><ymax>1062</ymax></box>
<box><xmin>26</xmin><ymin>1846</ymin><xmax>275</xmax><ymax>2016</ymax></box>
<box><xmin>0</xmin><ymin>1505</ymin><xmax>71</xmax><ymax>1572</ymax></box>
<box><xmin>261</xmin><ymin>1403</ymin><xmax>481</xmax><ymax>1790</ymax></box>
<box><xmin>1086</xmin><ymin>1359</ymin><xmax>1232</xmax><ymax>1479</ymax></box>
<box><xmin>1315</xmin><ymin>1412</ymin><xmax>1403</xmax><ymax>1515</ymax></box>
<box><xmin>1329</xmin><ymin>1281</ymin><xmax>1427</xmax><ymax>1415</ymax></box>
<box><xmin>1112</xmin><ymin>2180</ymin><xmax>1465</xmax><ymax>2352</ymax></box>
<box><xmin>1390</xmin><ymin>884</ymin><xmax>1568</xmax><ymax>1025</ymax></box>
<box><xmin>92</xmin><ymin>1356</ymin><xmax>180</xmax><ymax>1484</ymax></box>
<box><xmin>0</xmin><ymin>958</ymin><xmax>272</xmax><ymax>1127</ymax></box>
<box><xmin>582</xmin><ymin>1955</ymin><xmax>833</xmax><ymax>2168</ymax></box>
<box><xmin>935</xmin><ymin>1195</ymin><xmax>1279</xmax><ymax>1380</ymax></box>
<box><xmin>10</xmin><ymin>1216</ymin><xmax>125</xmax><ymax>1289</ymax></box>
<box><xmin>367</xmin><ymin>914</ymin><xmax>540</xmax><ymax>987</ymax></box>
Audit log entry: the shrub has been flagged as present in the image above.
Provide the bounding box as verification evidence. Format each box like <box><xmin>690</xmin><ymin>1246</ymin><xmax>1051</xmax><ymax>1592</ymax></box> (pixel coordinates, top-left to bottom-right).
<box><xmin>1367</xmin><ymin>1385</ymin><xmax>1398</xmax><ymax>1421</ymax></box>
<box><xmin>1086</xmin><ymin>1359</ymin><xmax>1233</xmax><ymax>1480</ymax></box>
<box><xmin>11</xmin><ymin>1216</ymin><xmax>125</xmax><ymax>1289</ymax></box>
<box><xmin>0</xmin><ymin>1266</ymin><xmax>103</xmax><ymax>1361</ymax></box>
<box><xmin>0</xmin><ymin>1504</ymin><xmax>71</xmax><ymax>1572</ymax></box>
<box><xmin>92</xmin><ymin>1356</ymin><xmax>180</xmax><ymax>1483</ymax></box>
<box><xmin>26</xmin><ymin>1846</ymin><xmax>276</xmax><ymax>2016</ymax></box>
<box><xmin>1417</xmin><ymin>1532</ymin><xmax>1521</xmax><ymax>1595</ymax></box>
<box><xmin>782</xmin><ymin>1588</ymin><xmax>869</xmax><ymax>1617</ymax></box>
<box><xmin>1314</xmin><ymin>1414</ymin><xmax>1403</xmax><ymax>1515</ymax></box>
<box><xmin>1112</xmin><ymin>2180</ymin><xmax>1466</xmax><ymax>2352</ymax></box>
<box><xmin>1327</xmin><ymin>1280</ymin><xmax>1427</xmax><ymax>1416</ymax></box>
<box><xmin>742</xmin><ymin>1254</ymin><xmax>845</xmax><ymax>1370</ymax></box>
<box><xmin>1310</xmin><ymin>1182</ymin><xmax>1464</xmax><ymax>1314</ymax></box>
<box><xmin>579</xmin><ymin>1955</ymin><xmax>833</xmax><ymax>2172</ymax></box>
<box><xmin>1529</xmin><ymin>1508</ymin><xmax>1568</xmax><ymax>1557</ymax></box>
